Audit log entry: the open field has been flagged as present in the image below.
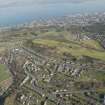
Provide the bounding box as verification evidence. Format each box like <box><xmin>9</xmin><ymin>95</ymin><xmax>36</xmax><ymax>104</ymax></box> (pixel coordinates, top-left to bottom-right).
<box><xmin>0</xmin><ymin>64</ymin><xmax>11</xmax><ymax>83</ymax></box>
<box><xmin>78</xmin><ymin>70</ymin><xmax>105</xmax><ymax>82</ymax></box>
<box><xmin>32</xmin><ymin>38</ymin><xmax>105</xmax><ymax>61</ymax></box>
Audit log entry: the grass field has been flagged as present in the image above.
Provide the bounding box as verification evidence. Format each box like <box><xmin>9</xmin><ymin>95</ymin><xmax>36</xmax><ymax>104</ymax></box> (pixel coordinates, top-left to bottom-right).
<box><xmin>4</xmin><ymin>95</ymin><xmax>15</xmax><ymax>105</ymax></box>
<box><xmin>32</xmin><ymin>38</ymin><xmax>105</xmax><ymax>61</ymax></box>
<box><xmin>80</xmin><ymin>39</ymin><xmax>102</xmax><ymax>49</ymax></box>
<box><xmin>79</xmin><ymin>70</ymin><xmax>105</xmax><ymax>82</ymax></box>
<box><xmin>0</xmin><ymin>64</ymin><xmax>11</xmax><ymax>83</ymax></box>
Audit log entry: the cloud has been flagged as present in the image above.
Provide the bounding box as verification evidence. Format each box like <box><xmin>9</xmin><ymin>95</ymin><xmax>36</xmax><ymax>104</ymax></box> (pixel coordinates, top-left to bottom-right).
<box><xmin>0</xmin><ymin>0</ymin><xmax>103</xmax><ymax>8</ymax></box>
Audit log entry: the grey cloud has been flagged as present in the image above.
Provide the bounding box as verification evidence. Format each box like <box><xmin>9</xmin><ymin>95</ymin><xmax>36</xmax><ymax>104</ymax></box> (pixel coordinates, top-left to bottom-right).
<box><xmin>0</xmin><ymin>0</ymin><xmax>103</xmax><ymax>8</ymax></box>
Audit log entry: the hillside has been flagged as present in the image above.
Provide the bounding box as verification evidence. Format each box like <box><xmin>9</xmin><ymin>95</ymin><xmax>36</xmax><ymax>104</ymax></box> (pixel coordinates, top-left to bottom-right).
<box><xmin>0</xmin><ymin>23</ymin><xmax>105</xmax><ymax>105</ymax></box>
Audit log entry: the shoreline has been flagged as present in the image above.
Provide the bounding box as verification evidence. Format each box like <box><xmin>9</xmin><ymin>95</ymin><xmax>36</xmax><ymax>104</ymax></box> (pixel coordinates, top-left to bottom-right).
<box><xmin>0</xmin><ymin>11</ymin><xmax>105</xmax><ymax>30</ymax></box>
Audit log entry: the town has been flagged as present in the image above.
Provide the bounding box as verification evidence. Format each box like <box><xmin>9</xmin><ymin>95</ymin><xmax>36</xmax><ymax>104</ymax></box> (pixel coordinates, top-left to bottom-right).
<box><xmin>0</xmin><ymin>12</ymin><xmax>105</xmax><ymax>105</ymax></box>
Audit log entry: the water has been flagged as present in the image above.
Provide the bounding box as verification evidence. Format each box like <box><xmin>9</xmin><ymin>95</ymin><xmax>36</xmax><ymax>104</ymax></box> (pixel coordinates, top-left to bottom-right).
<box><xmin>0</xmin><ymin>1</ymin><xmax>105</xmax><ymax>26</ymax></box>
<box><xmin>0</xmin><ymin>96</ymin><xmax>5</xmax><ymax>105</ymax></box>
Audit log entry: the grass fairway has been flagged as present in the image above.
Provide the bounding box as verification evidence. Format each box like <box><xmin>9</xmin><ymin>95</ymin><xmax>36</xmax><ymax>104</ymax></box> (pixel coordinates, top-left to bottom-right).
<box><xmin>78</xmin><ymin>70</ymin><xmax>105</xmax><ymax>82</ymax></box>
<box><xmin>32</xmin><ymin>39</ymin><xmax>105</xmax><ymax>61</ymax></box>
<box><xmin>4</xmin><ymin>95</ymin><xmax>15</xmax><ymax>105</ymax></box>
<box><xmin>80</xmin><ymin>39</ymin><xmax>102</xmax><ymax>49</ymax></box>
<box><xmin>0</xmin><ymin>64</ymin><xmax>11</xmax><ymax>83</ymax></box>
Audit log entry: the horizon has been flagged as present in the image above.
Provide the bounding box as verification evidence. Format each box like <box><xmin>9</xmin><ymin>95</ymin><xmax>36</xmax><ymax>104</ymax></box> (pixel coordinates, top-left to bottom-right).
<box><xmin>0</xmin><ymin>0</ymin><xmax>105</xmax><ymax>26</ymax></box>
<box><xmin>0</xmin><ymin>0</ymin><xmax>104</xmax><ymax>8</ymax></box>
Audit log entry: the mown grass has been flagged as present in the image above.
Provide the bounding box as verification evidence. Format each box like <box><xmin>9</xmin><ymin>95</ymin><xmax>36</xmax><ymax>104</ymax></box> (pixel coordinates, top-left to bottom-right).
<box><xmin>32</xmin><ymin>39</ymin><xmax>105</xmax><ymax>61</ymax></box>
<box><xmin>79</xmin><ymin>70</ymin><xmax>105</xmax><ymax>82</ymax></box>
<box><xmin>40</xmin><ymin>30</ymin><xmax>102</xmax><ymax>49</ymax></box>
<box><xmin>96</xmin><ymin>88</ymin><xmax>105</xmax><ymax>94</ymax></box>
<box><xmin>80</xmin><ymin>39</ymin><xmax>102</xmax><ymax>49</ymax></box>
<box><xmin>32</xmin><ymin>39</ymin><xmax>61</xmax><ymax>46</ymax></box>
<box><xmin>60</xmin><ymin>47</ymin><xmax>105</xmax><ymax>60</ymax></box>
<box><xmin>0</xmin><ymin>64</ymin><xmax>11</xmax><ymax>83</ymax></box>
<box><xmin>4</xmin><ymin>95</ymin><xmax>15</xmax><ymax>105</ymax></box>
<box><xmin>0</xmin><ymin>47</ymin><xmax>5</xmax><ymax>54</ymax></box>
<box><xmin>47</xmin><ymin>100</ymin><xmax>56</xmax><ymax>105</ymax></box>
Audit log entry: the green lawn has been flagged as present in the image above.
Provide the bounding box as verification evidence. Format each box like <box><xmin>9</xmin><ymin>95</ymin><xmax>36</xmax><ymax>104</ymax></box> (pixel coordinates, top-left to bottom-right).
<box><xmin>32</xmin><ymin>39</ymin><xmax>105</xmax><ymax>61</ymax></box>
<box><xmin>78</xmin><ymin>70</ymin><xmax>105</xmax><ymax>82</ymax></box>
<box><xmin>80</xmin><ymin>39</ymin><xmax>102</xmax><ymax>49</ymax></box>
<box><xmin>0</xmin><ymin>64</ymin><xmax>11</xmax><ymax>83</ymax></box>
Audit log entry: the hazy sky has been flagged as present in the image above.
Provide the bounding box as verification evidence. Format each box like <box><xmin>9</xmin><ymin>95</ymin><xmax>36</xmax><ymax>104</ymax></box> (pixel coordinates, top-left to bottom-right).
<box><xmin>0</xmin><ymin>0</ymin><xmax>104</xmax><ymax>7</ymax></box>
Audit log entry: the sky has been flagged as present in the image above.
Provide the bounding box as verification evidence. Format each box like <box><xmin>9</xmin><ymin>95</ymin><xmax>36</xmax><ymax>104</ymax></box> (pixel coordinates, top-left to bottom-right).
<box><xmin>0</xmin><ymin>0</ymin><xmax>103</xmax><ymax>7</ymax></box>
<box><xmin>0</xmin><ymin>0</ymin><xmax>105</xmax><ymax>26</ymax></box>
